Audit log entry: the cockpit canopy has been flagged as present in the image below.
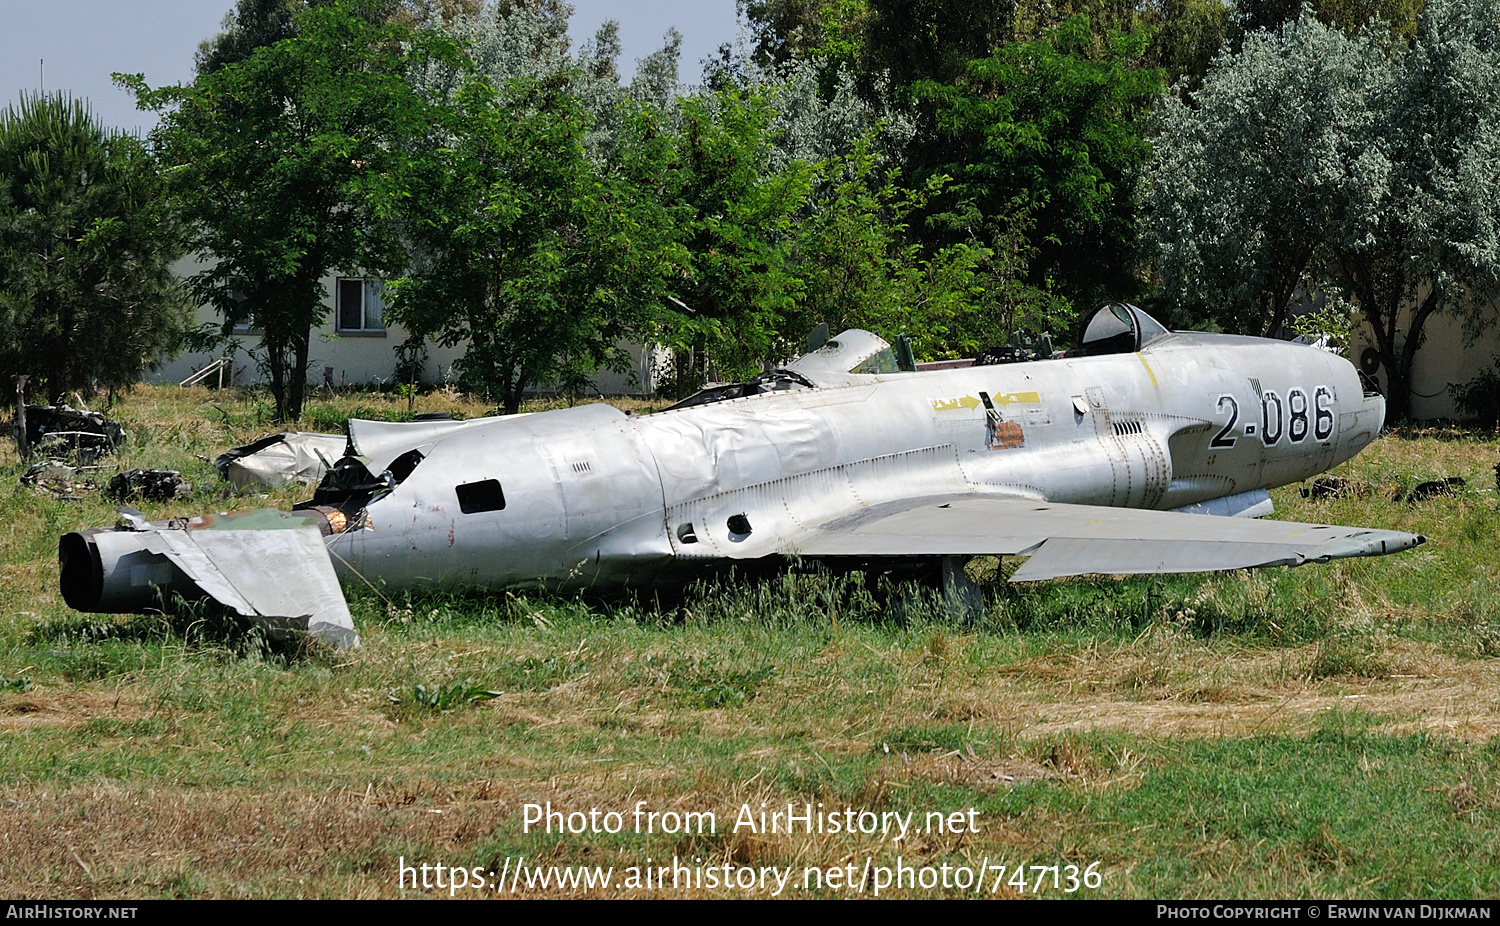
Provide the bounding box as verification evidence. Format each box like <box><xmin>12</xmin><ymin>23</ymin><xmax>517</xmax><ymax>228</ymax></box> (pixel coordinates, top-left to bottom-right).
<box><xmin>783</xmin><ymin>329</ymin><xmax>900</xmax><ymax>377</ymax></box>
<box><xmin>1076</xmin><ymin>302</ymin><xmax>1171</xmax><ymax>356</ymax></box>
<box><xmin>664</xmin><ymin>306</ymin><xmax>1175</xmax><ymax>412</ymax></box>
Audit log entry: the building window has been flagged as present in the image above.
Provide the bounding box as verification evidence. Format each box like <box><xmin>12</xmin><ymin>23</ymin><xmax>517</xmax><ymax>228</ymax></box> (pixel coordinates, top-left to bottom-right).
<box><xmin>225</xmin><ymin>280</ymin><xmax>261</xmax><ymax>335</ymax></box>
<box><xmin>337</xmin><ymin>278</ymin><xmax>386</xmax><ymax>335</ymax></box>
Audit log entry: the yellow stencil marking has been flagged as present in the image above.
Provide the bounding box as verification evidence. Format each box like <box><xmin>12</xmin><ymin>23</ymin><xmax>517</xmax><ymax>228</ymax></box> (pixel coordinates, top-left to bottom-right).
<box><xmin>994</xmin><ymin>391</ymin><xmax>1041</xmax><ymax>405</ymax></box>
<box><xmin>931</xmin><ymin>395</ymin><xmax>982</xmax><ymax>412</ymax></box>
<box><xmin>1136</xmin><ymin>354</ymin><xmax>1158</xmax><ymax>387</ymax></box>
<box><xmin>932</xmin><ymin>391</ymin><xmax>1041</xmax><ymax>413</ymax></box>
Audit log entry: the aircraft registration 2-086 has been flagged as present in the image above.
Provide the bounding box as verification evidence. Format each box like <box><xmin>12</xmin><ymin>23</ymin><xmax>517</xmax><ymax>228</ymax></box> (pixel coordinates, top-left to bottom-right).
<box><xmin>59</xmin><ymin>303</ymin><xmax>1424</xmax><ymax>646</ymax></box>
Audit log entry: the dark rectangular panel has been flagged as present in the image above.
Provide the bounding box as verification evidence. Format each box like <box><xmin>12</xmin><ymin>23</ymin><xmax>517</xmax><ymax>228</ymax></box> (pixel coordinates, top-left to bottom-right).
<box><xmin>456</xmin><ymin>479</ymin><xmax>505</xmax><ymax>514</ymax></box>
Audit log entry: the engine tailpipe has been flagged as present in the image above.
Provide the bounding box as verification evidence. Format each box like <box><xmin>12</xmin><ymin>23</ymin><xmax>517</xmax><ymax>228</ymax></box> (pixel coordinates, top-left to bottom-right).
<box><xmin>59</xmin><ymin>528</ymin><xmax>198</xmax><ymax>612</ymax></box>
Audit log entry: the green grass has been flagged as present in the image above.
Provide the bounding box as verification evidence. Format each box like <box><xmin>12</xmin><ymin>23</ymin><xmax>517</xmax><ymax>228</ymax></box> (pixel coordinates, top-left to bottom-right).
<box><xmin>0</xmin><ymin>387</ymin><xmax>1498</xmax><ymax>897</ymax></box>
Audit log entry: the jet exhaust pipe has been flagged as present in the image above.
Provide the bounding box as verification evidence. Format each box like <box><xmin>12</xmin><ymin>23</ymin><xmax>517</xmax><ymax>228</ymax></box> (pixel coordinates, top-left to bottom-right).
<box><xmin>59</xmin><ymin>515</ymin><xmax>361</xmax><ymax>648</ymax></box>
<box><xmin>58</xmin><ymin>528</ymin><xmax>198</xmax><ymax>613</ymax></box>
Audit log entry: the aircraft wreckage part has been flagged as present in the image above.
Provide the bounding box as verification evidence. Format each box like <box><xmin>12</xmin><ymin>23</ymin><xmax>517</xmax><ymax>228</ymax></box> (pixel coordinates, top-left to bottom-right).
<box><xmin>346</xmin><ymin>415</ymin><xmax>518</xmax><ymax>475</ymax></box>
<box><xmin>215</xmin><ymin>432</ymin><xmax>349</xmax><ymax>489</ymax></box>
<box><xmin>59</xmin><ymin>307</ymin><xmax>1426</xmax><ymax>638</ymax></box>
<box><xmin>784</xmin><ymin>495</ymin><xmax>1424</xmax><ymax>579</ymax></box>
<box><xmin>327</xmin><ymin>403</ymin><xmax>673</xmax><ymax>592</ymax></box>
<box><xmin>58</xmin><ymin>520</ymin><xmax>358</xmax><ymax>649</ymax></box>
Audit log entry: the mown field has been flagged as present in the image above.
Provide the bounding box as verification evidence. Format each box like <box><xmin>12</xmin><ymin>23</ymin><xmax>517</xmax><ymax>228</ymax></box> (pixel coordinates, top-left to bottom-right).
<box><xmin>1</xmin><ymin>385</ymin><xmax>1498</xmax><ymax>899</ymax></box>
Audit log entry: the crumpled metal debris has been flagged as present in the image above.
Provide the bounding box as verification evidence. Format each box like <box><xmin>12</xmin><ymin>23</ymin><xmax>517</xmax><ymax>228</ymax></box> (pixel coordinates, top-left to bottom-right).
<box><xmin>16</xmin><ymin>405</ymin><xmax>125</xmax><ymax>462</ymax></box>
<box><xmin>214</xmin><ymin>432</ymin><xmax>347</xmax><ymax>489</ymax></box>
<box><xmin>106</xmin><ymin>469</ymin><xmax>192</xmax><ymax>502</ymax></box>
<box><xmin>20</xmin><ymin>460</ymin><xmax>100</xmax><ymax>498</ymax></box>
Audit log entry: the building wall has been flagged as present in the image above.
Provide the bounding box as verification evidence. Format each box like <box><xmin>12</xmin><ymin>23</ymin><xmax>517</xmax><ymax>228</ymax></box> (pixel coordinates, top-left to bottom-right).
<box><xmin>1349</xmin><ymin>304</ymin><xmax>1500</xmax><ymax>421</ymax></box>
<box><xmin>148</xmin><ymin>260</ymin><xmax>662</xmax><ymax>395</ymax></box>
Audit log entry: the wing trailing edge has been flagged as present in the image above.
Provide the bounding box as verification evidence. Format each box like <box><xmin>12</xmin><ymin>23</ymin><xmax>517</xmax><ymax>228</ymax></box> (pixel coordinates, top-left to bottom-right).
<box><xmin>786</xmin><ymin>496</ymin><xmax>1424</xmax><ymax>580</ymax></box>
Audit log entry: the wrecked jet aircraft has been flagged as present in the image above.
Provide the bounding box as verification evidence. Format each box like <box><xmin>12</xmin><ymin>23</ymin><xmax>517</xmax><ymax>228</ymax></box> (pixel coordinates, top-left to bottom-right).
<box><xmin>58</xmin><ymin>303</ymin><xmax>1424</xmax><ymax>648</ymax></box>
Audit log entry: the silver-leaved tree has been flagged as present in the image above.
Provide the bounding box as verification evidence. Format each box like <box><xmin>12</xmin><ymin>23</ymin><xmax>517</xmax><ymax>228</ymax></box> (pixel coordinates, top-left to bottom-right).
<box><xmin>1148</xmin><ymin>1</ymin><xmax>1500</xmax><ymax>421</ymax></box>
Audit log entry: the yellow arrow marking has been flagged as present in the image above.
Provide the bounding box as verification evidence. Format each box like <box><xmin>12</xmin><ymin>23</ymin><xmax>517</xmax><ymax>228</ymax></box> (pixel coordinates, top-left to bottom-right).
<box><xmin>931</xmin><ymin>395</ymin><xmax>983</xmax><ymax>412</ymax></box>
<box><xmin>994</xmin><ymin>391</ymin><xmax>1041</xmax><ymax>405</ymax></box>
<box><xmin>931</xmin><ymin>391</ymin><xmax>1042</xmax><ymax>412</ymax></box>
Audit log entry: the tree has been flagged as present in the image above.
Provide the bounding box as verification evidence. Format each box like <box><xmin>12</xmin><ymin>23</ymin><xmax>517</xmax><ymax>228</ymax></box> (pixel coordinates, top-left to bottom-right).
<box><xmin>1146</xmin><ymin>13</ymin><xmax>1390</xmax><ymax>336</ymax></box>
<box><xmin>1139</xmin><ymin>0</ymin><xmax>1233</xmax><ymax>90</ymax></box>
<box><xmin>1329</xmin><ymin>0</ymin><xmax>1500</xmax><ymax>421</ymax></box>
<box><xmin>126</xmin><ymin>1</ymin><xmax>447</xmax><ymax>420</ymax></box>
<box><xmin>741</xmin><ymin>0</ymin><xmax>869</xmax><ymax>71</ymax></box>
<box><xmin>0</xmin><ymin>93</ymin><xmax>190</xmax><ymax>404</ymax></box>
<box><xmin>907</xmin><ymin>16</ymin><xmax>1164</xmax><ymax>318</ymax></box>
<box><xmin>414</xmin><ymin>1</ymin><xmax>683</xmax><ymax>162</ymax></box>
<box><xmin>382</xmin><ymin>77</ymin><xmax>684</xmax><ymax>414</ymax></box>
<box><xmin>196</xmin><ymin>0</ymin><xmax>479</xmax><ymax>74</ymax></box>
<box><xmin>786</xmin><ymin>151</ymin><xmax>1068</xmax><ymax>360</ymax></box>
<box><xmin>196</xmin><ymin>0</ymin><xmax>328</xmax><ymax>74</ymax></box>
<box><xmin>1146</xmin><ymin>2</ymin><xmax>1500</xmax><ymax>421</ymax></box>
<box><xmin>656</xmin><ymin>85</ymin><xmax>824</xmax><ymax>385</ymax></box>
<box><xmin>1232</xmin><ymin>0</ymin><xmax>1425</xmax><ymax>47</ymax></box>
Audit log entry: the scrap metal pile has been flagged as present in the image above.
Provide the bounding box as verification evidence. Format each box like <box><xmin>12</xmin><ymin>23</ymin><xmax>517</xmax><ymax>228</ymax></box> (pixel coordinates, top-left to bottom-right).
<box><xmin>16</xmin><ymin>405</ymin><xmax>124</xmax><ymax>462</ymax></box>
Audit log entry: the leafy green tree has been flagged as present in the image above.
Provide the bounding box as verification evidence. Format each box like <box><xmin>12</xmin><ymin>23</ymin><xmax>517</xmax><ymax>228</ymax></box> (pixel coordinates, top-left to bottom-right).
<box><xmin>196</xmin><ymin>0</ymin><xmax>477</xmax><ymax>74</ymax></box>
<box><xmin>0</xmin><ymin>94</ymin><xmax>190</xmax><ymax>404</ymax></box>
<box><xmin>381</xmin><ymin>77</ymin><xmax>684</xmax><ymax>414</ymax></box>
<box><xmin>126</xmin><ymin>1</ymin><xmax>447</xmax><ymax>420</ymax></box>
<box><xmin>1147</xmin><ymin>2</ymin><xmax>1500</xmax><ymax>421</ymax></box>
<box><xmin>415</xmin><ymin>1</ymin><xmax>684</xmax><ymax>161</ymax></box>
<box><xmin>659</xmin><ymin>87</ymin><xmax>815</xmax><ymax>384</ymax></box>
<box><xmin>741</xmin><ymin>0</ymin><xmax>870</xmax><ymax>71</ymax></box>
<box><xmin>784</xmin><ymin>148</ymin><xmax>1067</xmax><ymax>359</ymax></box>
<box><xmin>1232</xmin><ymin>0</ymin><xmax>1425</xmax><ymax>47</ymax></box>
<box><xmin>1139</xmin><ymin>0</ymin><xmax>1233</xmax><ymax>89</ymax></box>
<box><xmin>197</xmin><ymin>0</ymin><xmax>327</xmax><ymax>73</ymax></box>
<box><xmin>908</xmin><ymin>16</ymin><xmax>1164</xmax><ymax>319</ymax></box>
<box><xmin>1147</xmin><ymin>13</ymin><xmax>1389</xmax><ymax>337</ymax></box>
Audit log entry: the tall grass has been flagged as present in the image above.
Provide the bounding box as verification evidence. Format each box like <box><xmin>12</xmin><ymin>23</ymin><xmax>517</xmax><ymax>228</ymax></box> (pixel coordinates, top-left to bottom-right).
<box><xmin>0</xmin><ymin>388</ymin><xmax>1497</xmax><ymax>897</ymax></box>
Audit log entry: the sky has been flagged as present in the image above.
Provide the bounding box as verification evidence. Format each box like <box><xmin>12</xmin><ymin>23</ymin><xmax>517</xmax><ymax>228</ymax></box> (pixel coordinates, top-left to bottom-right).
<box><xmin>0</xmin><ymin>0</ymin><xmax>742</xmax><ymax>136</ymax></box>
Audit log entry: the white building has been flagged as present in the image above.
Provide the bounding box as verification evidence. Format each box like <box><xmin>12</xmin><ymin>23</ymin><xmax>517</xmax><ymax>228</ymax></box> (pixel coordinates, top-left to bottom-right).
<box><xmin>149</xmin><ymin>261</ymin><xmax>663</xmax><ymax>396</ymax></box>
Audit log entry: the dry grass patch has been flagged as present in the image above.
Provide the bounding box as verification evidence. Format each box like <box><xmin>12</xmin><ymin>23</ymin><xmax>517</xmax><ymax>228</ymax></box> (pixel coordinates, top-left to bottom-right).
<box><xmin>0</xmin><ymin>781</ymin><xmax>517</xmax><ymax>898</ymax></box>
<box><xmin>929</xmin><ymin>638</ymin><xmax>1500</xmax><ymax>739</ymax></box>
<box><xmin>0</xmin><ymin>688</ymin><xmax>151</xmax><ymax>732</ymax></box>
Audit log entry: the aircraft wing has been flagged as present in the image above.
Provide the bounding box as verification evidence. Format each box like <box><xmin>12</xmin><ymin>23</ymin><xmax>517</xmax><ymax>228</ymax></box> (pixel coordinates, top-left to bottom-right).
<box><xmin>786</xmin><ymin>495</ymin><xmax>1424</xmax><ymax>580</ymax></box>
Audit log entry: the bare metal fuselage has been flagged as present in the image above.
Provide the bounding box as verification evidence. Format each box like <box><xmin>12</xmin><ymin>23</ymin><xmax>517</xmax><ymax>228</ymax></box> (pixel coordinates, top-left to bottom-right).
<box><xmin>327</xmin><ymin>331</ymin><xmax>1382</xmax><ymax>592</ymax></box>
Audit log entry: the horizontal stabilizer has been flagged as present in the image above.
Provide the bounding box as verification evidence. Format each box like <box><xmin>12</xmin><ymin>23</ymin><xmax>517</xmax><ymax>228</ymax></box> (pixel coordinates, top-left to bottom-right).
<box><xmin>135</xmin><ymin>526</ymin><xmax>357</xmax><ymax>647</ymax></box>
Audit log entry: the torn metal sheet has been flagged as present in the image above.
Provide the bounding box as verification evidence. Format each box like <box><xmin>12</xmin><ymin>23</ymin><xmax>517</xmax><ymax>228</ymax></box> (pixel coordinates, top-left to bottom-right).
<box><xmin>215</xmin><ymin>432</ymin><xmax>349</xmax><ymax>489</ymax></box>
<box><xmin>21</xmin><ymin>460</ymin><xmax>103</xmax><ymax>499</ymax></box>
<box><xmin>106</xmin><ymin>469</ymin><xmax>191</xmax><ymax>502</ymax></box>
<box><xmin>346</xmin><ymin>415</ymin><xmax>511</xmax><ymax>475</ymax></box>
<box><xmin>62</xmin><ymin>303</ymin><xmax>1424</xmax><ymax>641</ymax></box>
